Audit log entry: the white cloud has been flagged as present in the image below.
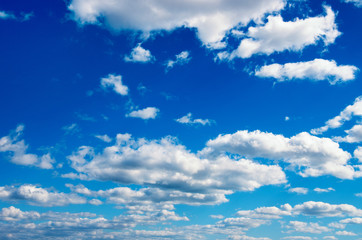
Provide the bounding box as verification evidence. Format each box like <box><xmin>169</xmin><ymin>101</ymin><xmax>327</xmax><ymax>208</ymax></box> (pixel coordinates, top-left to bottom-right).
<box><xmin>354</xmin><ymin>146</ymin><xmax>362</xmax><ymax>162</ymax></box>
<box><xmin>236</xmin><ymin>204</ymin><xmax>292</xmax><ymax>219</ymax></box>
<box><xmin>210</xmin><ymin>214</ymin><xmax>224</xmax><ymax>219</ymax></box>
<box><xmin>0</xmin><ymin>184</ymin><xmax>86</xmax><ymax>207</ymax></box>
<box><xmin>124</xmin><ymin>44</ymin><xmax>154</xmax><ymax>63</ymax></box>
<box><xmin>293</xmin><ymin>201</ymin><xmax>362</xmax><ymax>217</ymax></box>
<box><xmin>100</xmin><ymin>74</ymin><xmax>129</xmax><ymax>95</ymax></box>
<box><xmin>0</xmin><ymin>11</ymin><xmax>33</xmax><ymax>21</ymax></box>
<box><xmin>218</xmin><ymin>217</ymin><xmax>269</xmax><ymax>231</ymax></box>
<box><xmin>68</xmin><ymin>0</ymin><xmax>285</xmax><ymax>47</ymax></box>
<box><xmin>333</xmin><ymin>124</ymin><xmax>362</xmax><ymax>143</ymax></box>
<box><xmin>335</xmin><ymin>230</ymin><xmax>356</xmax><ymax>236</ymax></box>
<box><xmin>0</xmin><ymin>125</ymin><xmax>55</xmax><ymax>169</ymax></box>
<box><xmin>285</xmin><ymin>221</ymin><xmax>330</xmax><ymax>234</ymax></box>
<box><xmin>323</xmin><ymin>237</ymin><xmax>337</xmax><ymax>240</ymax></box>
<box><xmin>224</xmin><ymin>6</ymin><xmax>340</xmax><ymax>59</ymax></box>
<box><xmin>314</xmin><ymin>187</ymin><xmax>335</xmax><ymax>193</ymax></box>
<box><xmin>175</xmin><ymin>113</ymin><xmax>213</xmax><ymax>126</ymax></box>
<box><xmin>288</xmin><ymin>187</ymin><xmax>308</xmax><ymax>195</ymax></box>
<box><xmin>95</xmin><ymin>134</ymin><xmax>112</xmax><ymax>143</ymax></box>
<box><xmin>282</xmin><ymin>237</ymin><xmax>312</xmax><ymax>240</ymax></box>
<box><xmin>0</xmin><ymin>206</ymin><xmax>40</xmax><ymax>221</ymax></box>
<box><xmin>311</xmin><ymin>96</ymin><xmax>362</xmax><ymax>135</ymax></box>
<box><xmin>343</xmin><ymin>0</ymin><xmax>362</xmax><ymax>7</ymax></box>
<box><xmin>203</xmin><ymin>130</ymin><xmax>356</xmax><ymax>179</ymax></box>
<box><xmin>126</xmin><ymin>107</ymin><xmax>159</xmax><ymax>120</ymax></box>
<box><xmin>340</xmin><ymin>217</ymin><xmax>362</xmax><ymax>224</ymax></box>
<box><xmin>255</xmin><ymin>59</ymin><xmax>358</xmax><ymax>84</ymax></box>
<box><xmin>65</xmin><ymin>133</ymin><xmax>286</xmax><ymax>202</ymax></box>
<box><xmin>166</xmin><ymin>51</ymin><xmax>191</xmax><ymax>70</ymax></box>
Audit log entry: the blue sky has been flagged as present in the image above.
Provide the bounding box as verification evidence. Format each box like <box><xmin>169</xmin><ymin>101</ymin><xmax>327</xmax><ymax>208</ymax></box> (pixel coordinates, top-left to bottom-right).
<box><xmin>0</xmin><ymin>0</ymin><xmax>362</xmax><ymax>239</ymax></box>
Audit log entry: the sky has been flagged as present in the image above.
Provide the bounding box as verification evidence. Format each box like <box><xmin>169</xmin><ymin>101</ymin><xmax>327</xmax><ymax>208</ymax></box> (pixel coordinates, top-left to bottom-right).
<box><xmin>0</xmin><ymin>0</ymin><xmax>362</xmax><ymax>239</ymax></box>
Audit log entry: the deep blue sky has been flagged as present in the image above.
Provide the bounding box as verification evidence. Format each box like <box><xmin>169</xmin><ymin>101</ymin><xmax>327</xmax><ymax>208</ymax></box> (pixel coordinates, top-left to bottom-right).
<box><xmin>0</xmin><ymin>0</ymin><xmax>362</xmax><ymax>239</ymax></box>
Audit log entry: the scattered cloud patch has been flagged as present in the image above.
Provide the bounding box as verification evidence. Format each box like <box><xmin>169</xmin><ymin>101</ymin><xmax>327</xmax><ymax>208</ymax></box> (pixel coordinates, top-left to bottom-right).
<box><xmin>0</xmin><ymin>11</ymin><xmax>33</xmax><ymax>21</ymax></box>
<box><xmin>126</xmin><ymin>107</ymin><xmax>159</xmax><ymax>120</ymax></box>
<box><xmin>335</xmin><ymin>230</ymin><xmax>357</xmax><ymax>236</ymax></box>
<box><xmin>94</xmin><ymin>134</ymin><xmax>112</xmax><ymax>143</ymax></box>
<box><xmin>288</xmin><ymin>187</ymin><xmax>308</xmax><ymax>195</ymax></box>
<box><xmin>100</xmin><ymin>74</ymin><xmax>129</xmax><ymax>96</ymax></box>
<box><xmin>343</xmin><ymin>0</ymin><xmax>362</xmax><ymax>7</ymax></box>
<box><xmin>311</xmin><ymin>96</ymin><xmax>362</xmax><ymax>135</ymax></box>
<box><xmin>255</xmin><ymin>59</ymin><xmax>358</xmax><ymax>84</ymax></box>
<box><xmin>166</xmin><ymin>51</ymin><xmax>191</xmax><ymax>70</ymax></box>
<box><xmin>175</xmin><ymin>113</ymin><xmax>213</xmax><ymax>126</ymax></box>
<box><xmin>333</xmin><ymin>124</ymin><xmax>362</xmax><ymax>143</ymax></box>
<box><xmin>285</xmin><ymin>221</ymin><xmax>330</xmax><ymax>234</ymax></box>
<box><xmin>314</xmin><ymin>187</ymin><xmax>335</xmax><ymax>193</ymax></box>
<box><xmin>124</xmin><ymin>44</ymin><xmax>154</xmax><ymax>63</ymax></box>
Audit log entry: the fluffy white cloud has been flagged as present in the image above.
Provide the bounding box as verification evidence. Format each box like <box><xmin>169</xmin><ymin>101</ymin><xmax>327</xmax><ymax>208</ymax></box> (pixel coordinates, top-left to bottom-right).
<box><xmin>255</xmin><ymin>59</ymin><xmax>358</xmax><ymax>84</ymax></box>
<box><xmin>218</xmin><ymin>217</ymin><xmax>269</xmax><ymax>230</ymax></box>
<box><xmin>166</xmin><ymin>51</ymin><xmax>191</xmax><ymax>69</ymax></box>
<box><xmin>293</xmin><ymin>201</ymin><xmax>362</xmax><ymax>217</ymax></box>
<box><xmin>124</xmin><ymin>44</ymin><xmax>154</xmax><ymax>63</ymax></box>
<box><xmin>203</xmin><ymin>130</ymin><xmax>356</xmax><ymax>179</ymax></box>
<box><xmin>100</xmin><ymin>74</ymin><xmax>129</xmax><ymax>95</ymax></box>
<box><xmin>65</xmin><ymin>133</ymin><xmax>286</xmax><ymax>201</ymax></box>
<box><xmin>285</xmin><ymin>221</ymin><xmax>330</xmax><ymax>234</ymax></box>
<box><xmin>354</xmin><ymin>146</ymin><xmax>362</xmax><ymax>162</ymax></box>
<box><xmin>223</xmin><ymin>6</ymin><xmax>340</xmax><ymax>59</ymax></box>
<box><xmin>288</xmin><ymin>187</ymin><xmax>308</xmax><ymax>195</ymax></box>
<box><xmin>126</xmin><ymin>107</ymin><xmax>159</xmax><ymax>119</ymax></box>
<box><xmin>314</xmin><ymin>187</ymin><xmax>335</xmax><ymax>193</ymax></box>
<box><xmin>311</xmin><ymin>96</ymin><xmax>362</xmax><ymax>135</ymax></box>
<box><xmin>94</xmin><ymin>134</ymin><xmax>112</xmax><ymax>143</ymax></box>
<box><xmin>68</xmin><ymin>0</ymin><xmax>285</xmax><ymax>47</ymax></box>
<box><xmin>0</xmin><ymin>125</ymin><xmax>55</xmax><ymax>169</ymax></box>
<box><xmin>335</xmin><ymin>230</ymin><xmax>357</xmax><ymax>236</ymax></box>
<box><xmin>343</xmin><ymin>0</ymin><xmax>362</xmax><ymax>7</ymax></box>
<box><xmin>0</xmin><ymin>184</ymin><xmax>86</xmax><ymax>207</ymax></box>
<box><xmin>340</xmin><ymin>217</ymin><xmax>362</xmax><ymax>224</ymax></box>
<box><xmin>0</xmin><ymin>206</ymin><xmax>40</xmax><ymax>221</ymax></box>
<box><xmin>175</xmin><ymin>112</ymin><xmax>213</xmax><ymax>126</ymax></box>
<box><xmin>236</xmin><ymin>204</ymin><xmax>292</xmax><ymax>219</ymax></box>
<box><xmin>334</xmin><ymin>124</ymin><xmax>362</xmax><ymax>143</ymax></box>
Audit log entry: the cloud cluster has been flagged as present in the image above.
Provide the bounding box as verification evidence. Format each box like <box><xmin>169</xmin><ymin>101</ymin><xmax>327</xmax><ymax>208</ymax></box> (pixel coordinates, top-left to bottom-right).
<box><xmin>220</xmin><ymin>6</ymin><xmax>340</xmax><ymax>59</ymax></box>
<box><xmin>0</xmin><ymin>125</ymin><xmax>55</xmax><ymax>169</ymax></box>
<box><xmin>124</xmin><ymin>44</ymin><xmax>154</xmax><ymax>63</ymax></box>
<box><xmin>64</xmin><ymin>133</ymin><xmax>286</xmax><ymax>201</ymax></box>
<box><xmin>166</xmin><ymin>51</ymin><xmax>191</xmax><ymax>70</ymax></box>
<box><xmin>343</xmin><ymin>0</ymin><xmax>362</xmax><ymax>7</ymax></box>
<box><xmin>311</xmin><ymin>96</ymin><xmax>362</xmax><ymax>135</ymax></box>
<box><xmin>203</xmin><ymin>130</ymin><xmax>356</xmax><ymax>179</ymax></box>
<box><xmin>175</xmin><ymin>112</ymin><xmax>213</xmax><ymax>126</ymax></box>
<box><xmin>255</xmin><ymin>59</ymin><xmax>358</xmax><ymax>84</ymax></box>
<box><xmin>68</xmin><ymin>0</ymin><xmax>285</xmax><ymax>47</ymax></box>
<box><xmin>100</xmin><ymin>74</ymin><xmax>129</xmax><ymax>96</ymax></box>
<box><xmin>126</xmin><ymin>107</ymin><xmax>159</xmax><ymax>120</ymax></box>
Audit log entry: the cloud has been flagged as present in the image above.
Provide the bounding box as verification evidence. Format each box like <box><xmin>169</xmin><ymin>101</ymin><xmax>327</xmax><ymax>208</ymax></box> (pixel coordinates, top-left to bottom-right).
<box><xmin>175</xmin><ymin>113</ymin><xmax>213</xmax><ymax>126</ymax></box>
<box><xmin>166</xmin><ymin>51</ymin><xmax>191</xmax><ymax>70</ymax></box>
<box><xmin>67</xmin><ymin>0</ymin><xmax>285</xmax><ymax>47</ymax></box>
<box><xmin>221</xmin><ymin>6</ymin><xmax>340</xmax><ymax>59</ymax></box>
<box><xmin>126</xmin><ymin>107</ymin><xmax>160</xmax><ymax>119</ymax></box>
<box><xmin>0</xmin><ymin>184</ymin><xmax>86</xmax><ymax>207</ymax></box>
<box><xmin>0</xmin><ymin>11</ymin><xmax>33</xmax><ymax>21</ymax></box>
<box><xmin>354</xmin><ymin>146</ymin><xmax>362</xmax><ymax>162</ymax></box>
<box><xmin>95</xmin><ymin>134</ymin><xmax>112</xmax><ymax>143</ymax></box>
<box><xmin>285</xmin><ymin>221</ymin><xmax>330</xmax><ymax>234</ymax></box>
<box><xmin>203</xmin><ymin>130</ymin><xmax>356</xmax><ymax>179</ymax></box>
<box><xmin>65</xmin><ymin>133</ymin><xmax>286</xmax><ymax>202</ymax></box>
<box><xmin>335</xmin><ymin>230</ymin><xmax>357</xmax><ymax>236</ymax></box>
<box><xmin>333</xmin><ymin>124</ymin><xmax>362</xmax><ymax>143</ymax></box>
<box><xmin>340</xmin><ymin>217</ymin><xmax>362</xmax><ymax>224</ymax></box>
<box><xmin>217</xmin><ymin>217</ymin><xmax>269</xmax><ymax>231</ymax></box>
<box><xmin>293</xmin><ymin>201</ymin><xmax>362</xmax><ymax>217</ymax></box>
<box><xmin>100</xmin><ymin>74</ymin><xmax>129</xmax><ymax>95</ymax></box>
<box><xmin>288</xmin><ymin>187</ymin><xmax>308</xmax><ymax>195</ymax></box>
<box><xmin>314</xmin><ymin>187</ymin><xmax>335</xmax><ymax>193</ymax></box>
<box><xmin>124</xmin><ymin>44</ymin><xmax>154</xmax><ymax>63</ymax></box>
<box><xmin>343</xmin><ymin>0</ymin><xmax>362</xmax><ymax>7</ymax></box>
<box><xmin>236</xmin><ymin>204</ymin><xmax>292</xmax><ymax>219</ymax></box>
<box><xmin>0</xmin><ymin>125</ymin><xmax>55</xmax><ymax>169</ymax></box>
<box><xmin>0</xmin><ymin>206</ymin><xmax>40</xmax><ymax>221</ymax></box>
<box><xmin>0</xmin><ymin>11</ymin><xmax>16</xmax><ymax>20</ymax></box>
<box><xmin>311</xmin><ymin>96</ymin><xmax>362</xmax><ymax>135</ymax></box>
<box><xmin>282</xmin><ymin>237</ymin><xmax>313</xmax><ymax>240</ymax></box>
<box><xmin>255</xmin><ymin>59</ymin><xmax>358</xmax><ymax>84</ymax></box>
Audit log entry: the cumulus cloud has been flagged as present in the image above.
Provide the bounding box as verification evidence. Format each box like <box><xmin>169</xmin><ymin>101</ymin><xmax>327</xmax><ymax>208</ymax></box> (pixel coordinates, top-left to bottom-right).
<box><xmin>100</xmin><ymin>74</ymin><xmax>129</xmax><ymax>95</ymax></box>
<box><xmin>311</xmin><ymin>96</ymin><xmax>362</xmax><ymax>135</ymax></box>
<box><xmin>0</xmin><ymin>125</ymin><xmax>55</xmax><ymax>169</ymax></box>
<box><xmin>64</xmin><ymin>133</ymin><xmax>286</xmax><ymax>202</ymax></box>
<box><xmin>67</xmin><ymin>0</ymin><xmax>285</xmax><ymax>47</ymax></box>
<box><xmin>288</xmin><ymin>187</ymin><xmax>309</xmax><ymax>195</ymax></box>
<box><xmin>0</xmin><ymin>184</ymin><xmax>86</xmax><ymax>207</ymax></box>
<box><xmin>94</xmin><ymin>134</ymin><xmax>112</xmax><ymax>143</ymax></box>
<box><xmin>124</xmin><ymin>44</ymin><xmax>154</xmax><ymax>63</ymax></box>
<box><xmin>0</xmin><ymin>206</ymin><xmax>40</xmax><ymax>221</ymax></box>
<box><xmin>175</xmin><ymin>112</ymin><xmax>213</xmax><ymax>126</ymax></box>
<box><xmin>166</xmin><ymin>51</ymin><xmax>191</xmax><ymax>70</ymax></box>
<box><xmin>203</xmin><ymin>130</ymin><xmax>356</xmax><ymax>179</ymax></box>
<box><xmin>354</xmin><ymin>146</ymin><xmax>362</xmax><ymax>162</ymax></box>
<box><xmin>340</xmin><ymin>217</ymin><xmax>362</xmax><ymax>224</ymax></box>
<box><xmin>293</xmin><ymin>201</ymin><xmax>362</xmax><ymax>217</ymax></box>
<box><xmin>236</xmin><ymin>204</ymin><xmax>292</xmax><ymax>219</ymax></box>
<box><xmin>126</xmin><ymin>107</ymin><xmax>160</xmax><ymax>120</ymax></box>
<box><xmin>335</xmin><ymin>230</ymin><xmax>356</xmax><ymax>236</ymax></box>
<box><xmin>285</xmin><ymin>221</ymin><xmax>330</xmax><ymax>234</ymax></box>
<box><xmin>333</xmin><ymin>124</ymin><xmax>362</xmax><ymax>143</ymax></box>
<box><xmin>314</xmin><ymin>187</ymin><xmax>335</xmax><ymax>193</ymax></box>
<box><xmin>221</xmin><ymin>6</ymin><xmax>340</xmax><ymax>59</ymax></box>
<box><xmin>255</xmin><ymin>59</ymin><xmax>358</xmax><ymax>84</ymax></box>
<box><xmin>343</xmin><ymin>0</ymin><xmax>362</xmax><ymax>7</ymax></box>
